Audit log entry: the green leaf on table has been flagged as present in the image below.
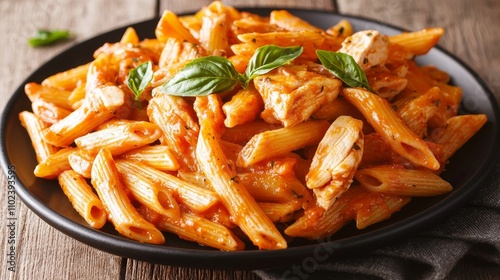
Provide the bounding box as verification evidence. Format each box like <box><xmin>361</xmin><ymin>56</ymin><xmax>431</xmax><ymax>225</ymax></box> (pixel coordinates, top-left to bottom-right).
<box><xmin>28</xmin><ymin>30</ymin><xmax>72</xmax><ymax>47</ymax></box>
<box><xmin>316</xmin><ymin>50</ymin><xmax>373</xmax><ymax>91</ymax></box>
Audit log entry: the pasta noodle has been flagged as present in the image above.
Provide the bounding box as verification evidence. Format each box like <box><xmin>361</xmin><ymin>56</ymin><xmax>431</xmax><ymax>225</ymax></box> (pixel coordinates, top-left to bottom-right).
<box><xmin>18</xmin><ymin>2</ymin><xmax>487</xmax><ymax>250</ymax></box>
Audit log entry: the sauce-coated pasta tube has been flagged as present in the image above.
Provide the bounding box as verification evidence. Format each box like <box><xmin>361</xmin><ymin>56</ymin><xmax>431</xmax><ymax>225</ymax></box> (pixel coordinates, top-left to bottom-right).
<box><xmin>43</xmin><ymin>85</ymin><xmax>125</xmax><ymax>147</ymax></box>
<box><xmin>117</xmin><ymin>165</ymin><xmax>180</xmax><ymax>220</ymax></box>
<box><xmin>91</xmin><ymin>148</ymin><xmax>165</xmax><ymax>244</ymax></box>
<box><xmin>147</xmin><ymin>95</ymin><xmax>199</xmax><ymax>171</ymax></box>
<box><xmin>285</xmin><ymin>186</ymin><xmax>410</xmax><ymax>239</ymax></box>
<box><xmin>58</xmin><ymin>170</ymin><xmax>107</xmax><ymax>228</ymax></box>
<box><xmin>41</xmin><ymin>63</ymin><xmax>90</xmax><ymax>91</ymax></box>
<box><xmin>35</xmin><ymin>147</ymin><xmax>76</xmax><ymax>179</ymax></box>
<box><xmin>31</xmin><ymin>99</ymin><xmax>71</xmax><ymax>124</ymax></box>
<box><xmin>237</xmin><ymin>120</ymin><xmax>330</xmax><ymax>168</ymax></box>
<box><xmin>355</xmin><ymin>165</ymin><xmax>452</xmax><ymax>196</ymax></box>
<box><xmin>389</xmin><ymin>27</ymin><xmax>444</xmax><ymax>55</ymax></box>
<box><xmin>138</xmin><ymin>206</ymin><xmax>244</xmax><ymax>251</ymax></box>
<box><xmin>342</xmin><ymin>87</ymin><xmax>440</xmax><ymax>170</ymax></box>
<box><xmin>74</xmin><ymin>121</ymin><xmax>161</xmax><ymax>155</ymax></box>
<box><xmin>119</xmin><ymin>145</ymin><xmax>180</xmax><ymax>172</ymax></box>
<box><xmin>156</xmin><ymin>10</ymin><xmax>198</xmax><ymax>44</ymax></box>
<box><xmin>195</xmin><ymin>99</ymin><xmax>287</xmax><ymax>249</ymax></box>
<box><xmin>19</xmin><ymin>111</ymin><xmax>58</xmax><ymax>163</ymax></box>
<box><xmin>24</xmin><ymin>82</ymin><xmax>73</xmax><ymax>110</ymax></box>
<box><xmin>115</xmin><ymin>159</ymin><xmax>219</xmax><ymax>213</ymax></box>
<box><xmin>429</xmin><ymin>114</ymin><xmax>487</xmax><ymax>162</ymax></box>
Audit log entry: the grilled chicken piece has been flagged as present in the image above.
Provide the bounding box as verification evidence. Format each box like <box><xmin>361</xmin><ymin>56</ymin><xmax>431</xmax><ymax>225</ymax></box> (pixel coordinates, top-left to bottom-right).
<box><xmin>253</xmin><ymin>64</ymin><xmax>342</xmax><ymax>127</ymax></box>
<box><xmin>306</xmin><ymin>116</ymin><xmax>364</xmax><ymax>210</ymax></box>
<box><xmin>338</xmin><ymin>30</ymin><xmax>389</xmax><ymax>71</ymax></box>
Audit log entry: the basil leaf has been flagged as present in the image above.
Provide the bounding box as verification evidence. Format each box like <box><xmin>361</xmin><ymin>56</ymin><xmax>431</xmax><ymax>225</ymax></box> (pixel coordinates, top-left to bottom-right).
<box><xmin>126</xmin><ymin>61</ymin><xmax>154</xmax><ymax>103</ymax></box>
<box><xmin>28</xmin><ymin>30</ymin><xmax>72</xmax><ymax>47</ymax></box>
<box><xmin>161</xmin><ymin>56</ymin><xmax>241</xmax><ymax>97</ymax></box>
<box><xmin>158</xmin><ymin>45</ymin><xmax>302</xmax><ymax>97</ymax></box>
<box><xmin>243</xmin><ymin>45</ymin><xmax>303</xmax><ymax>87</ymax></box>
<box><xmin>316</xmin><ymin>50</ymin><xmax>373</xmax><ymax>91</ymax></box>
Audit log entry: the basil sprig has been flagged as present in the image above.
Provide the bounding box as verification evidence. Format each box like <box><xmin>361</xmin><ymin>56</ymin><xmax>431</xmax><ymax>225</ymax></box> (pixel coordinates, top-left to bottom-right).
<box><xmin>126</xmin><ymin>61</ymin><xmax>154</xmax><ymax>106</ymax></box>
<box><xmin>160</xmin><ymin>45</ymin><xmax>303</xmax><ymax>97</ymax></box>
<box><xmin>316</xmin><ymin>50</ymin><xmax>373</xmax><ymax>92</ymax></box>
<box><xmin>28</xmin><ymin>30</ymin><xmax>72</xmax><ymax>47</ymax></box>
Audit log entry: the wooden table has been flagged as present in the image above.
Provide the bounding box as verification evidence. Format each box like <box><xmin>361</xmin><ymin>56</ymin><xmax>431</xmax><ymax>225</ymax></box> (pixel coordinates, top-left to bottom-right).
<box><xmin>1</xmin><ymin>0</ymin><xmax>499</xmax><ymax>279</ymax></box>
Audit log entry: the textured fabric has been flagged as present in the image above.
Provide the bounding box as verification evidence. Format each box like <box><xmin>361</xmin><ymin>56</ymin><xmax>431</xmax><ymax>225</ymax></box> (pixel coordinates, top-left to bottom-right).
<box><xmin>254</xmin><ymin>157</ymin><xmax>500</xmax><ymax>280</ymax></box>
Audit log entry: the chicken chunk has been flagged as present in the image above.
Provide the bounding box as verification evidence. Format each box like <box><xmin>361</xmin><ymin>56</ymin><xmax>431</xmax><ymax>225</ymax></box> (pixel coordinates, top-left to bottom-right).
<box><xmin>253</xmin><ymin>64</ymin><xmax>342</xmax><ymax>127</ymax></box>
<box><xmin>306</xmin><ymin>116</ymin><xmax>364</xmax><ymax>210</ymax></box>
<box><xmin>338</xmin><ymin>30</ymin><xmax>389</xmax><ymax>71</ymax></box>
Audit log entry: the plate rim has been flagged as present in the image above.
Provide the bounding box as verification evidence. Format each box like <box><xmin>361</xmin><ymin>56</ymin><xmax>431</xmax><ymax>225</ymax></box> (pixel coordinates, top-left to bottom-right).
<box><xmin>1</xmin><ymin>8</ymin><xmax>499</xmax><ymax>270</ymax></box>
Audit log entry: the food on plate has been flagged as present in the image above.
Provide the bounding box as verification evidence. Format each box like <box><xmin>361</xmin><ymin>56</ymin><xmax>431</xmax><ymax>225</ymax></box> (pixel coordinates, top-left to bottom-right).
<box><xmin>19</xmin><ymin>1</ymin><xmax>487</xmax><ymax>250</ymax></box>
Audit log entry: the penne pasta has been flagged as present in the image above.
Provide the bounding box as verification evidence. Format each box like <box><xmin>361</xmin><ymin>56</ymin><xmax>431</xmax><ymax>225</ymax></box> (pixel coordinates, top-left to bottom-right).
<box><xmin>285</xmin><ymin>186</ymin><xmax>411</xmax><ymax>239</ymax></box>
<box><xmin>42</xmin><ymin>85</ymin><xmax>125</xmax><ymax>147</ymax></box>
<box><xmin>270</xmin><ymin>10</ymin><xmax>324</xmax><ymax>33</ymax></box>
<box><xmin>58</xmin><ymin>170</ymin><xmax>107</xmax><ymax>228</ymax></box>
<box><xmin>138</xmin><ymin>206</ymin><xmax>244</xmax><ymax>251</ymax></box>
<box><xmin>34</xmin><ymin>147</ymin><xmax>76</xmax><ymax>179</ymax></box>
<box><xmin>258</xmin><ymin>202</ymin><xmax>302</xmax><ymax>223</ymax></box>
<box><xmin>237</xmin><ymin>120</ymin><xmax>330</xmax><ymax>168</ymax></box>
<box><xmin>221</xmin><ymin>120</ymin><xmax>283</xmax><ymax>145</ymax></box>
<box><xmin>354</xmin><ymin>190</ymin><xmax>411</xmax><ymax>230</ymax></box>
<box><xmin>119</xmin><ymin>145</ymin><xmax>180</xmax><ymax>172</ymax></box>
<box><xmin>237</xmin><ymin>172</ymin><xmax>313</xmax><ymax>207</ymax></box>
<box><xmin>342</xmin><ymin>87</ymin><xmax>440</xmax><ymax>170</ymax></box>
<box><xmin>19</xmin><ymin>111</ymin><xmax>58</xmax><ymax>163</ymax></box>
<box><xmin>326</xmin><ymin>19</ymin><xmax>354</xmax><ymax>38</ymax></box>
<box><xmin>120</xmin><ymin>27</ymin><xmax>139</xmax><ymax>45</ymax></box>
<box><xmin>68</xmin><ymin>83</ymin><xmax>86</xmax><ymax>110</ymax></box>
<box><xmin>155</xmin><ymin>10</ymin><xmax>198</xmax><ymax>44</ymax></box>
<box><xmin>397</xmin><ymin>86</ymin><xmax>442</xmax><ymax>137</ymax></box>
<box><xmin>24</xmin><ymin>82</ymin><xmax>73</xmax><ymax>111</ymax></box>
<box><xmin>147</xmin><ymin>95</ymin><xmax>199</xmax><ymax>171</ymax></box>
<box><xmin>68</xmin><ymin>148</ymin><xmax>94</xmax><ymax>178</ymax></box>
<box><xmin>238</xmin><ymin>31</ymin><xmax>325</xmax><ymax>59</ymax></box>
<box><xmin>91</xmin><ymin>148</ymin><xmax>165</xmax><ymax>244</ymax></box>
<box><xmin>195</xmin><ymin>100</ymin><xmax>287</xmax><ymax>249</ymax></box>
<box><xmin>115</xmin><ymin>159</ymin><xmax>219</xmax><ymax>213</ymax></box>
<box><xmin>199</xmin><ymin>12</ymin><xmax>229</xmax><ymax>55</ymax></box>
<box><xmin>31</xmin><ymin>99</ymin><xmax>72</xmax><ymax>124</ymax></box>
<box><xmin>222</xmin><ymin>85</ymin><xmax>264</xmax><ymax>128</ymax></box>
<box><xmin>429</xmin><ymin>114</ymin><xmax>488</xmax><ymax>161</ymax></box>
<box><xmin>365</xmin><ymin>66</ymin><xmax>408</xmax><ymax>99</ymax></box>
<box><xmin>355</xmin><ymin>165</ymin><xmax>453</xmax><ymax>196</ymax></box>
<box><xmin>41</xmin><ymin>63</ymin><xmax>90</xmax><ymax>91</ymax></box>
<box><xmin>117</xmin><ymin>164</ymin><xmax>180</xmax><ymax>220</ymax></box>
<box><xmin>389</xmin><ymin>27</ymin><xmax>445</xmax><ymax>56</ymax></box>
<box><xmin>74</xmin><ymin>121</ymin><xmax>161</xmax><ymax>156</ymax></box>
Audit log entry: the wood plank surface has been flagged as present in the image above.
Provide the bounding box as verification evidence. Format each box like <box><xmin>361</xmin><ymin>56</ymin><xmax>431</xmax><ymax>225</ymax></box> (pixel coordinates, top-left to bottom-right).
<box><xmin>0</xmin><ymin>1</ymin><xmax>498</xmax><ymax>280</ymax></box>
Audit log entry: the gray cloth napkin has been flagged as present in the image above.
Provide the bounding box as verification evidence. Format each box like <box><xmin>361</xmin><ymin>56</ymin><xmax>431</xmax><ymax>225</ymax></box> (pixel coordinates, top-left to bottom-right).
<box><xmin>254</xmin><ymin>158</ymin><xmax>500</xmax><ymax>280</ymax></box>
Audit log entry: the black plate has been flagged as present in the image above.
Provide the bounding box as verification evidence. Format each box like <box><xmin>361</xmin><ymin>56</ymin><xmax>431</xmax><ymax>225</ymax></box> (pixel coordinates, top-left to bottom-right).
<box><xmin>1</xmin><ymin>9</ymin><xmax>499</xmax><ymax>270</ymax></box>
